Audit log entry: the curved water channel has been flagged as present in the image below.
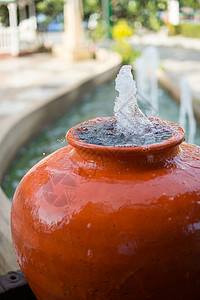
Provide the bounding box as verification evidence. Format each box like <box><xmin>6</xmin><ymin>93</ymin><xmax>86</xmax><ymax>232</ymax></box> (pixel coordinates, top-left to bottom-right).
<box><xmin>2</xmin><ymin>79</ymin><xmax>200</xmax><ymax>200</ymax></box>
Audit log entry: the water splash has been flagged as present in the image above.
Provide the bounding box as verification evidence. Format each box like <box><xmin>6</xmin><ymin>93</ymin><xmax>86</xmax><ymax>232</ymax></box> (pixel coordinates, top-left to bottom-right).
<box><xmin>75</xmin><ymin>65</ymin><xmax>173</xmax><ymax>147</ymax></box>
<box><xmin>179</xmin><ymin>76</ymin><xmax>196</xmax><ymax>144</ymax></box>
<box><xmin>78</xmin><ymin>118</ymin><xmax>173</xmax><ymax>146</ymax></box>
<box><xmin>135</xmin><ymin>46</ymin><xmax>160</xmax><ymax>115</ymax></box>
<box><xmin>114</xmin><ymin>65</ymin><xmax>152</xmax><ymax>136</ymax></box>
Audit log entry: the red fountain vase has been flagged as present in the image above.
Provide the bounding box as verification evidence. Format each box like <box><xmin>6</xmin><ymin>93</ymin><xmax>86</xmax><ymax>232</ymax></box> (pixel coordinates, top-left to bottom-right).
<box><xmin>11</xmin><ymin>117</ymin><xmax>200</xmax><ymax>300</ymax></box>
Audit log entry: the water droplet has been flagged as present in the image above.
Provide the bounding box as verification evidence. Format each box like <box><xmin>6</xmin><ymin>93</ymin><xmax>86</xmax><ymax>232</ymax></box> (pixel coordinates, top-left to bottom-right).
<box><xmin>87</xmin><ymin>223</ymin><xmax>91</xmax><ymax>228</ymax></box>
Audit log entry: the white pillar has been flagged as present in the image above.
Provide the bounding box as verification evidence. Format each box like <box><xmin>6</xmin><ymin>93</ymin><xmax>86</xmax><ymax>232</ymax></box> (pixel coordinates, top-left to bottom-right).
<box><xmin>64</xmin><ymin>0</ymin><xmax>84</xmax><ymax>50</ymax></box>
<box><xmin>8</xmin><ymin>3</ymin><xmax>20</xmax><ymax>56</ymax></box>
<box><xmin>168</xmin><ymin>0</ymin><xmax>179</xmax><ymax>25</ymax></box>
<box><xmin>53</xmin><ymin>0</ymin><xmax>92</xmax><ymax>60</ymax></box>
<box><xmin>8</xmin><ymin>3</ymin><xmax>18</xmax><ymax>27</ymax></box>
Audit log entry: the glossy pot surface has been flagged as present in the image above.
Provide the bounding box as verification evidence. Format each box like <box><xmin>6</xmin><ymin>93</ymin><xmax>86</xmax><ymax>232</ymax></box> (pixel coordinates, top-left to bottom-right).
<box><xmin>11</xmin><ymin>117</ymin><xmax>200</xmax><ymax>300</ymax></box>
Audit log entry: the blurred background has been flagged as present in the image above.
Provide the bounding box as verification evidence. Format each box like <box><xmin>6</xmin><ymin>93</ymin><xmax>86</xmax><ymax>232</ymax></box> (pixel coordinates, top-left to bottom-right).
<box><xmin>1</xmin><ymin>0</ymin><xmax>200</xmax><ymax>200</ymax></box>
<box><xmin>0</xmin><ymin>0</ymin><xmax>200</xmax><ymax>59</ymax></box>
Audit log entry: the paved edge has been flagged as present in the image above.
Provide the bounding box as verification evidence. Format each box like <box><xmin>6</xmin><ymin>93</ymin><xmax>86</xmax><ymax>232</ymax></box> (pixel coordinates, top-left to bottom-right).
<box><xmin>0</xmin><ymin>51</ymin><xmax>121</xmax><ymax>275</ymax></box>
<box><xmin>131</xmin><ymin>33</ymin><xmax>200</xmax><ymax>51</ymax></box>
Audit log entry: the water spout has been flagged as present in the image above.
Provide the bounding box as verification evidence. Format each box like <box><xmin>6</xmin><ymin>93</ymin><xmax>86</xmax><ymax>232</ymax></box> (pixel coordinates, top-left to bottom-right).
<box><xmin>73</xmin><ymin>65</ymin><xmax>173</xmax><ymax>147</ymax></box>
<box><xmin>114</xmin><ymin>65</ymin><xmax>152</xmax><ymax>136</ymax></box>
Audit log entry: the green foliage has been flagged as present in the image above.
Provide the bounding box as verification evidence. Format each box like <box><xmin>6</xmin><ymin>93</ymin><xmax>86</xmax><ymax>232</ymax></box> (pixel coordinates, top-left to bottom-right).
<box><xmin>180</xmin><ymin>24</ymin><xmax>200</xmax><ymax>38</ymax></box>
<box><xmin>86</xmin><ymin>0</ymin><xmax>167</xmax><ymax>33</ymax></box>
<box><xmin>0</xmin><ymin>5</ymin><xmax>9</xmax><ymax>26</ymax></box>
<box><xmin>112</xmin><ymin>20</ymin><xmax>140</xmax><ymax>64</ymax></box>
<box><xmin>0</xmin><ymin>0</ymin><xmax>168</xmax><ymax>32</ymax></box>
<box><xmin>180</xmin><ymin>0</ymin><xmax>200</xmax><ymax>10</ymax></box>
<box><xmin>113</xmin><ymin>41</ymin><xmax>140</xmax><ymax>64</ymax></box>
<box><xmin>148</xmin><ymin>14</ymin><xmax>162</xmax><ymax>31</ymax></box>
<box><xmin>83</xmin><ymin>0</ymin><xmax>101</xmax><ymax>19</ymax></box>
<box><xmin>36</xmin><ymin>0</ymin><xmax>64</xmax><ymax>22</ymax></box>
<box><xmin>127</xmin><ymin>1</ymin><xmax>137</xmax><ymax>15</ymax></box>
<box><xmin>111</xmin><ymin>0</ymin><xmax>167</xmax><ymax>30</ymax></box>
<box><xmin>91</xmin><ymin>21</ymin><xmax>107</xmax><ymax>41</ymax></box>
<box><xmin>168</xmin><ymin>25</ymin><xmax>181</xmax><ymax>36</ymax></box>
<box><xmin>168</xmin><ymin>24</ymin><xmax>200</xmax><ymax>38</ymax></box>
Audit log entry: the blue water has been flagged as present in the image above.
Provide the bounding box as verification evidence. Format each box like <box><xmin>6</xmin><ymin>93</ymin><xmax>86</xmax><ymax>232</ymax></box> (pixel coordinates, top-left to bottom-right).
<box><xmin>2</xmin><ymin>79</ymin><xmax>200</xmax><ymax>200</ymax></box>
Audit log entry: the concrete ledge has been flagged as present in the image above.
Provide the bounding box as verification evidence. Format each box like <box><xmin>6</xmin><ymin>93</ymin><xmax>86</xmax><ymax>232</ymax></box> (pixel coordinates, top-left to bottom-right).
<box><xmin>131</xmin><ymin>32</ymin><xmax>200</xmax><ymax>51</ymax></box>
<box><xmin>0</xmin><ymin>189</ymin><xmax>18</xmax><ymax>274</ymax></box>
<box><xmin>0</xmin><ymin>50</ymin><xmax>121</xmax><ymax>274</ymax></box>
<box><xmin>158</xmin><ymin>69</ymin><xmax>200</xmax><ymax>125</ymax></box>
<box><xmin>0</xmin><ymin>60</ymin><xmax>121</xmax><ymax>180</ymax></box>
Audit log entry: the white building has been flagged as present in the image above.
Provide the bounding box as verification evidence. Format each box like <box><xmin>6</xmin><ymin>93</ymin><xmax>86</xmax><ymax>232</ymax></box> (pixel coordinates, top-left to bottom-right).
<box><xmin>168</xmin><ymin>0</ymin><xmax>179</xmax><ymax>25</ymax></box>
<box><xmin>0</xmin><ymin>0</ymin><xmax>37</xmax><ymax>56</ymax></box>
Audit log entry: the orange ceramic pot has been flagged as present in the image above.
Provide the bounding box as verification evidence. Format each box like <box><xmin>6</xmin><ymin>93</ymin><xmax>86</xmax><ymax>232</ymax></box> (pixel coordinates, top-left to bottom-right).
<box><xmin>11</xmin><ymin>117</ymin><xmax>200</xmax><ymax>300</ymax></box>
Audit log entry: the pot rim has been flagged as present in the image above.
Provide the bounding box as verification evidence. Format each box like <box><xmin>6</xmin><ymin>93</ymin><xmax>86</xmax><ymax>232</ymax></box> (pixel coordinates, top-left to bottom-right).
<box><xmin>66</xmin><ymin>117</ymin><xmax>185</xmax><ymax>156</ymax></box>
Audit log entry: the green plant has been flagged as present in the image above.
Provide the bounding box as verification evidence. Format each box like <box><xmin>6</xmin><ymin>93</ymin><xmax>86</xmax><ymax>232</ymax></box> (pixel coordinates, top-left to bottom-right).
<box><xmin>112</xmin><ymin>19</ymin><xmax>140</xmax><ymax>64</ymax></box>
<box><xmin>180</xmin><ymin>24</ymin><xmax>200</xmax><ymax>38</ymax></box>
<box><xmin>113</xmin><ymin>42</ymin><xmax>140</xmax><ymax>64</ymax></box>
<box><xmin>0</xmin><ymin>5</ymin><xmax>9</xmax><ymax>27</ymax></box>
<box><xmin>112</xmin><ymin>19</ymin><xmax>133</xmax><ymax>42</ymax></box>
<box><xmin>168</xmin><ymin>24</ymin><xmax>181</xmax><ymax>36</ymax></box>
<box><xmin>148</xmin><ymin>14</ymin><xmax>162</xmax><ymax>32</ymax></box>
<box><xmin>111</xmin><ymin>0</ymin><xmax>167</xmax><ymax>30</ymax></box>
<box><xmin>168</xmin><ymin>24</ymin><xmax>200</xmax><ymax>38</ymax></box>
<box><xmin>180</xmin><ymin>0</ymin><xmax>200</xmax><ymax>9</ymax></box>
<box><xmin>91</xmin><ymin>21</ymin><xmax>107</xmax><ymax>41</ymax></box>
<box><xmin>36</xmin><ymin>0</ymin><xmax>64</xmax><ymax>23</ymax></box>
<box><xmin>84</xmin><ymin>0</ymin><xmax>101</xmax><ymax>19</ymax></box>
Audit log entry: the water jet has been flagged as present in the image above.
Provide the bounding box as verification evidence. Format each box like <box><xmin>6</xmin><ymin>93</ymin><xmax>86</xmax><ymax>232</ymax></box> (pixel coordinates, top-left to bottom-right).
<box><xmin>135</xmin><ymin>46</ymin><xmax>160</xmax><ymax>115</ymax></box>
<box><xmin>179</xmin><ymin>76</ymin><xmax>196</xmax><ymax>144</ymax></box>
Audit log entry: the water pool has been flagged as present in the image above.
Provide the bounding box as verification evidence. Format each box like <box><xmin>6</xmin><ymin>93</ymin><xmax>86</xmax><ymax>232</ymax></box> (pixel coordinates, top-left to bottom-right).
<box><xmin>2</xmin><ymin>79</ymin><xmax>200</xmax><ymax>200</ymax></box>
